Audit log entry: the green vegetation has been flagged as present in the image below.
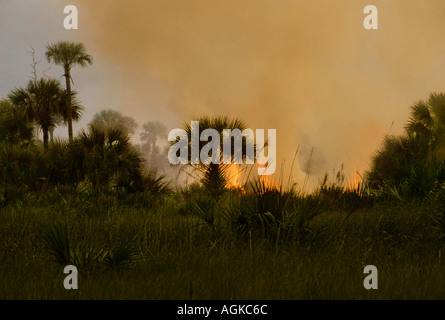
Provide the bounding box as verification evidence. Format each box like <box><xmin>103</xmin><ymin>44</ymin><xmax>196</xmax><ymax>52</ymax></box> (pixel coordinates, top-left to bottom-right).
<box><xmin>1</xmin><ymin>42</ymin><xmax>445</xmax><ymax>299</ymax></box>
<box><xmin>1</xmin><ymin>187</ymin><xmax>445</xmax><ymax>299</ymax></box>
<box><xmin>367</xmin><ymin>93</ymin><xmax>445</xmax><ymax>198</ymax></box>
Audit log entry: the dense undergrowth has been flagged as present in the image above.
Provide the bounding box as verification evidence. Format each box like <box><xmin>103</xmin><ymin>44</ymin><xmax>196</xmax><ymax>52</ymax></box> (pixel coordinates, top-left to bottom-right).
<box><xmin>1</xmin><ymin>175</ymin><xmax>445</xmax><ymax>299</ymax></box>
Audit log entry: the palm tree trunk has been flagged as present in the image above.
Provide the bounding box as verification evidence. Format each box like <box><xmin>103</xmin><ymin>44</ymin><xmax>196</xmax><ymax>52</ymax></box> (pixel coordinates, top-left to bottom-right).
<box><xmin>64</xmin><ymin>67</ymin><xmax>73</xmax><ymax>142</ymax></box>
<box><xmin>203</xmin><ymin>163</ymin><xmax>226</xmax><ymax>198</ymax></box>
<box><xmin>42</xmin><ymin>127</ymin><xmax>49</xmax><ymax>150</ymax></box>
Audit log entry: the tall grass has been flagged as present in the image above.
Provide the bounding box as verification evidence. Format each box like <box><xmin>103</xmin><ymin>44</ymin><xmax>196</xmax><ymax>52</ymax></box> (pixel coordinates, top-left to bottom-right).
<box><xmin>1</xmin><ymin>179</ymin><xmax>445</xmax><ymax>299</ymax></box>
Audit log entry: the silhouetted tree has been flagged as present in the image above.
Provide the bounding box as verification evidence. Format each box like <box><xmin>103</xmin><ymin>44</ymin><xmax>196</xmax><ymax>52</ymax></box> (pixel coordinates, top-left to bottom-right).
<box><xmin>89</xmin><ymin>109</ymin><xmax>138</xmax><ymax>137</ymax></box>
<box><xmin>8</xmin><ymin>79</ymin><xmax>69</xmax><ymax>149</ymax></box>
<box><xmin>177</xmin><ymin>116</ymin><xmax>253</xmax><ymax>198</ymax></box>
<box><xmin>45</xmin><ymin>41</ymin><xmax>93</xmax><ymax>142</ymax></box>
<box><xmin>70</xmin><ymin>125</ymin><xmax>144</xmax><ymax>191</ymax></box>
<box><xmin>366</xmin><ymin>92</ymin><xmax>445</xmax><ymax>195</ymax></box>
<box><xmin>140</xmin><ymin>121</ymin><xmax>167</xmax><ymax>152</ymax></box>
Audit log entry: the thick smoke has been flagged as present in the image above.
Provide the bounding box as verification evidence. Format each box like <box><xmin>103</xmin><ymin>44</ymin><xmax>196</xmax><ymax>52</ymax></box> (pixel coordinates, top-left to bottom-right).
<box><xmin>76</xmin><ymin>0</ymin><xmax>445</xmax><ymax>189</ymax></box>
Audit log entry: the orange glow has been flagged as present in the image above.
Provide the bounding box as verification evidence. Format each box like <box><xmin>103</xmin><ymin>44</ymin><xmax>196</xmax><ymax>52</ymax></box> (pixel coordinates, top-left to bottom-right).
<box><xmin>225</xmin><ymin>164</ymin><xmax>244</xmax><ymax>190</ymax></box>
<box><xmin>225</xmin><ymin>164</ymin><xmax>280</xmax><ymax>193</ymax></box>
<box><xmin>344</xmin><ymin>171</ymin><xmax>364</xmax><ymax>192</ymax></box>
<box><xmin>259</xmin><ymin>174</ymin><xmax>279</xmax><ymax>192</ymax></box>
<box><xmin>256</xmin><ymin>162</ymin><xmax>279</xmax><ymax>191</ymax></box>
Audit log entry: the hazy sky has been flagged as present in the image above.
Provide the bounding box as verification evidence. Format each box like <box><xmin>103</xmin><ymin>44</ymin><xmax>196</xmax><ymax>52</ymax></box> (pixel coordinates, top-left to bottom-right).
<box><xmin>2</xmin><ymin>0</ymin><xmax>445</xmax><ymax>189</ymax></box>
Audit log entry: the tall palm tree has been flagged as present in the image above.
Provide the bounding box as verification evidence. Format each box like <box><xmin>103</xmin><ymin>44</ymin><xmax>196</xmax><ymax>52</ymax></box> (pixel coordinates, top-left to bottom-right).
<box><xmin>45</xmin><ymin>41</ymin><xmax>93</xmax><ymax>142</ymax></box>
<box><xmin>8</xmin><ymin>78</ymin><xmax>67</xmax><ymax>149</ymax></box>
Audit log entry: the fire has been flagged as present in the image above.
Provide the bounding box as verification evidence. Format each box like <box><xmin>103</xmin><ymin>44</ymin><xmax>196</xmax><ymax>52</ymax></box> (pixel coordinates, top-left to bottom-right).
<box><xmin>259</xmin><ymin>174</ymin><xmax>279</xmax><ymax>192</ymax></box>
<box><xmin>225</xmin><ymin>163</ymin><xmax>280</xmax><ymax>192</ymax></box>
<box><xmin>225</xmin><ymin>164</ymin><xmax>244</xmax><ymax>190</ymax></box>
<box><xmin>344</xmin><ymin>171</ymin><xmax>364</xmax><ymax>192</ymax></box>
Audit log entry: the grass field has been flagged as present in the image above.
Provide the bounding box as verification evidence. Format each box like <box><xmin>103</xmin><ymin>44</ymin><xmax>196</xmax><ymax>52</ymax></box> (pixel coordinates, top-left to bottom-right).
<box><xmin>1</xmin><ymin>185</ymin><xmax>444</xmax><ymax>300</ymax></box>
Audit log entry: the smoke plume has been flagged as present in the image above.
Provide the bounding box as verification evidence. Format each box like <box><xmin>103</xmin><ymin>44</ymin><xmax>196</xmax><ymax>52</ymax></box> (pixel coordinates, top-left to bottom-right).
<box><xmin>76</xmin><ymin>0</ymin><xmax>445</xmax><ymax>189</ymax></box>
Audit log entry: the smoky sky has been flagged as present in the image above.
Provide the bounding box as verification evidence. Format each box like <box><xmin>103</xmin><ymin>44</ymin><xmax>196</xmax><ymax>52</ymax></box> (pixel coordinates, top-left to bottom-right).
<box><xmin>5</xmin><ymin>0</ymin><xmax>445</xmax><ymax>189</ymax></box>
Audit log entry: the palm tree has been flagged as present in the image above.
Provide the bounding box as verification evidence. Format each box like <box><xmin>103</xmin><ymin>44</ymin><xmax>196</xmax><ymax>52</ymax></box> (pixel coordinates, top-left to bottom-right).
<box><xmin>405</xmin><ymin>93</ymin><xmax>445</xmax><ymax>158</ymax></box>
<box><xmin>177</xmin><ymin>116</ymin><xmax>253</xmax><ymax>198</ymax></box>
<box><xmin>405</xmin><ymin>100</ymin><xmax>437</xmax><ymax>150</ymax></box>
<box><xmin>71</xmin><ymin>124</ymin><xmax>144</xmax><ymax>191</ymax></box>
<box><xmin>8</xmin><ymin>78</ymin><xmax>67</xmax><ymax>149</ymax></box>
<box><xmin>140</xmin><ymin>121</ymin><xmax>167</xmax><ymax>150</ymax></box>
<box><xmin>45</xmin><ymin>41</ymin><xmax>93</xmax><ymax>142</ymax></box>
<box><xmin>57</xmin><ymin>90</ymin><xmax>83</xmax><ymax>136</ymax></box>
<box><xmin>366</xmin><ymin>92</ymin><xmax>445</xmax><ymax>192</ymax></box>
<box><xmin>89</xmin><ymin>109</ymin><xmax>138</xmax><ymax>136</ymax></box>
<box><xmin>140</xmin><ymin>121</ymin><xmax>167</xmax><ymax>165</ymax></box>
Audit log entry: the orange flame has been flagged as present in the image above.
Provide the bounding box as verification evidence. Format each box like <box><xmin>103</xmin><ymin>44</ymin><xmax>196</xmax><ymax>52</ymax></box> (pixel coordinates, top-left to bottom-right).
<box><xmin>225</xmin><ymin>164</ymin><xmax>244</xmax><ymax>190</ymax></box>
<box><xmin>225</xmin><ymin>164</ymin><xmax>280</xmax><ymax>193</ymax></box>
<box><xmin>344</xmin><ymin>171</ymin><xmax>364</xmax><ymax>192</ymax></box>
<box><xmin>259</xmin><ymin>174</ymin><xmax>279</xmax><ymax>192</ymax></box>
